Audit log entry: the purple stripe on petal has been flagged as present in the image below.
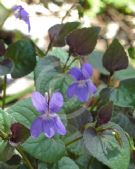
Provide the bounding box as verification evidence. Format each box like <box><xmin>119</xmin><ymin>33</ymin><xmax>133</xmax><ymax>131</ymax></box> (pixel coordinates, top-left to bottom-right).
<box><xmin>30</xmin><ymin>117</ymin><xmax>43</xmax><ymax>138</ymax></box>
<box><xmin>82</xmin><ymin>63</ymin><xmax>93</xmax><ymax>79</ymax></box>
<box><xmin>67</xmin><ymin>82</ymin><xmax>77</xmax><ymax>98</ymax></box>
<box><xmin>49</xmin><ymin>92</ymin><xmax>63</xmax><ymax>113</ymax></box>
<box><xmin>76</xmin><ymin>83</ymin><xmax>89</xmax><ymax>102</ymax></box>
<box><xmin>69</xmin><ymin>67</ymin><xmax>83</xmax><ymax>80</ymax></box>
<box><xmin>54</xmin><ymin>115</ymin><xmax>66</xmax><ymax>135</ymax></box>
<box><xmin>43</xmin><ymin>119</ymin><xmax>55</xmax><ymax>138</ymax></box>
<box><xmin>32</xmin><ymin>92</ymin><xmax>47</xmax><ymax>114</ymax></box>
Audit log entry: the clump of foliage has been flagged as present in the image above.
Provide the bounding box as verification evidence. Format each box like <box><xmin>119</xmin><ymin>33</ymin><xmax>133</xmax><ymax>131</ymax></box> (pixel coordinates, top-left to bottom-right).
<box><xmin>0</xmin><ymin>3</ymin><xmax>135</xmax><ymax>169</ymax></box>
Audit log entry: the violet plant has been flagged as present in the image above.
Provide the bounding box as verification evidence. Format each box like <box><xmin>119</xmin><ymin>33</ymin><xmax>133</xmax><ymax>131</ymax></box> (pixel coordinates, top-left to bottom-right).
<box><xmin>0</xmin><ymin>3</ymin><xmax>134</xmax><ymax>169</ymax></box>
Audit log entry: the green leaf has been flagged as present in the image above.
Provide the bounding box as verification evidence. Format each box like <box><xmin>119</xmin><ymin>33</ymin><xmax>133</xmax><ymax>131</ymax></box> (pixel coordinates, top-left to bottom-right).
<box><xmin>0</xmin><ymin>109</ymin><xmax>14</xmax><ymax>162</ymax></box>
<box><xmin>112</xmin><ymin>106</ymin><xmax>135</xmax><ymax>137</ymax></box>
<box><xmin>128</xmin><ymin>47</ymin><xmax>135</xmax><ymax>59</ymax></box>
<box><xmin>113</xmin><ymin>65</ymin><xmax>135</xmax><ymax>80</ymax></box>
<box><xmin>57</xmin><ymin>157</ymin><xmax>79</xmax><ymax>169</ymax></box>
<box><xmin>5</xmin><ymin>39</ymin><xmax>36</xmax><ymax>78</ymax></box>
<box><xmin>7</xmin><ymin>98</ymin><xmax>38</xmax><ymax>128</ymax></box>
<box><xmin>38</xmin><ymin>162</ymin><xmax>48</xmax><ymax>169</ymax></box>
<box><xmin>7</xmin><ymin>96</ymin><xmax>67</xmax><ymax>129</ymax></box>
<box><xmin>43</xmin><ymin>73</ymin><xmax>72</xmax><ymax>95</ymax></box>
<box><xmin>48</xmin><ymin>22</ymin><xmax>80</xmax><ymax>47</ymax></box>
<box><xmin>75</xmin><ymin>153</ymin><xmax>92</xmax><ymax>169</ymax></box>
<box><xmin>34</xmin><ymin>55</ymin><xmax>60</xmax><ymax>93</ymax></box>
<box><xmin>48</xmin><ymin>48</ymin><xmax>69</xmax><ymax>64</ymax></box>
<box><xmin>0</xmin><ymin>109</ymin><xmax>14</xmax><ymax>161</ymax></box>
<box><xmin>103</xmin><ymin>39</ymin><xmax>128</xmax><ymax>74</ymax></box>
<box><xmin>83</xmin><ymin>122</ymin><xmax>130</xmax><ymax>169</ymax></box>
<box><xmin>0</xmin><ymin>108</ymin><xmax>14</xmax><ymax>132</ymax></box>
<box><xmin>66</xmin><ymin>27</ymin><xmax>100</xmax><ymax>56</ymax></box>
<box><xmin>34</xmin><ymin>55</ymin><xmax>72</xmax><ymax>95</ymax></box>
<box><xmin>110</xmin><ymin>78</ymin><xmax>135</xmax><ymax>107</ymax></box>
<box><xmin>22</xmin><ymin>135</ymin><xmax>65</xmax><ymax>163</ymax></box>
<box><xmin>0</xmin><ymin>141</ymin><xmax>14</xmax><ymax>161</ymax></box>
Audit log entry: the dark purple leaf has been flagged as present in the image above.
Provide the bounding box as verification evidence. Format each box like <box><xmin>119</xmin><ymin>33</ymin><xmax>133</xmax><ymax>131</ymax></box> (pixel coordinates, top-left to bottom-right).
<box><xmin>103</xmin><ymin>39</ymin><xmax>128</xmax><ymax>74</ymax></box>
<box><xmin>9</xmin><ymin>123</ymin><xmax>30</xmax><ymax>145</ymax></box>
<box><xmin>48</xmin><ymin>22</ymin><xmax>80</xmax><ymax>47</ymax></box>
<box><xmin>66</xmin><ymin>27</ymin><xmax>100</xmax><ymax>56</ymax></box>
<box><xmin>97</xmin><ymin>102</ymin><xmax>113</xmax><ymax>125</ymax></box>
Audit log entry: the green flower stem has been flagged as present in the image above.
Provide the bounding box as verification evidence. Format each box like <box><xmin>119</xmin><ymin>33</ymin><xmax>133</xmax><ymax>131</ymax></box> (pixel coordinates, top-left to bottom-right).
<box><xmin>65</xmin><ymin>135</ymin><xmax>83</xmax><ymax>147</ymax></box>
<box><xmin>61</xmin><ymin>3</ymin><xmax>77</xmax><ymax>23</ymax></box>
<box><xmin>0</xmin><ymin>130</ymin><xmax>8</xmax><ymax>140</ymax></box>
<box><xmin>2</xmin><ymin>75</ymin><xmax>7</xmax><ymax>110</ymax></box>
<box><xmin>63</xmin><ymin>52</ymin><xmax>71</xmax><ymax>71</ymax></box>
<box><xmin>87</xmin><ymin>157</ymin><xmax>95</xmax><ymax>169</ymax></box>
<box><xmin>45</xmin><ymin>40</ymin><xmax>52</xmax><ymax>56</ymax></box>
<box><xmin>67</xmin><ymin>58</ymin><xmax>77</xmax><ymax>68</ymax></box>
<box><xmin>16</xmin><ymin>146</ymin><xmax>34</xmax><ymax>169</ymax></box>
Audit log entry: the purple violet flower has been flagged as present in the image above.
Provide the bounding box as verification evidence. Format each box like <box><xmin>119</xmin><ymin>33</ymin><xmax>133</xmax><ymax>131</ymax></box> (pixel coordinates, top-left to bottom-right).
<box><xmin>67</xmin><ymin>63</ymin><xmax>96</xmax><ymax>102</ymax></box>
<box><xmin>30</xmin><ymin>91</ymin><xmax>66</xmax><ymax>138</ymax></box>
<box><xmin>12</xmin><ymin>5</ymin><xmax>31</xmax><ymax>32</ymax></box>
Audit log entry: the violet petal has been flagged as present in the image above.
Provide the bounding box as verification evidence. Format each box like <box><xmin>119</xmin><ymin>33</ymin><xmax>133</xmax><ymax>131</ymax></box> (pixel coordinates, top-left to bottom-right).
<box><xmin>30</xmin><ymin>118</ymin><xmax>43</xmax><ymax>138</ymax></box>
<box><xmin>67</xmin><ymin>82</ymin><xmax>77</xmax><ymax>98</ymax></box>
<box><xmin>43</xmin><ymin>119</ymin><xmax>56</xmax><ymax>138</ymax></box>
<box><xmin>49</xmin><ymin>92</ymin><xmax>63</xmax><ymax>113</ymax></box>
<box><xmin>82</xmin><ymin>63</ymin><xmax>93</xmax><ymax>79</ymax></box>
<box><xmin>87</xmin><ymin>80</ymin><xmax>96</xmax><ymax>94</ymax></box>
<box><xmin>69</xmin><ymin>67</ymin><xmax>83</xmax><ymax>80</ymax></box>
<box><xmin>32</xmin><ymin>92</ymin><xmax>48</xmax><ymax>114</ymax></box>
<box><xmin>76</xmin><ymin>83</ymin><xmax>89</xmax><ymax>102</ymax></box>
<box><xmin>54</xmin><ymin>115</ymin><xmax>66</xmax><ymax>135</ymax></box>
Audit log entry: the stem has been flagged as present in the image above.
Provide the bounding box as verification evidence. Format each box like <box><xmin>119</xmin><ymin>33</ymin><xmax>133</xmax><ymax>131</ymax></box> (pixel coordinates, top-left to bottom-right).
<box><xmin>16</xmin><ymin>146</ymin><xmax>34</xmax><ymax>169</ymax></box>
<box><xmin>87</xmin><ymin>157</ymin><xmax>94</xmax><ymax>169</ymax></box>
<box><xmin>67</xmin><ymin>58</ymin><xmax>77</xmax><ymax>68</ymax></box>
<box><xmin>61</xmin><ymin>4</ymin><xmax>77</xmax><ymax>23</ymax></box>
<box><xmin>45</xmin><ymin>41</ymin><xmax>52</xmax><ymax>56</ymax></box>
<box><xmin>65</xmin><ymin>135</ymin><xmax>83</xmax><ymax>147</ymax></box>
<box><xmin>0</xmin><ymin>130</ymin><xmax>8</xmax><ymax>140</ymax></box>
<box><xmin>63</xmin><ymin>52</ymin><xmax>71</xmax><ymax>71</ymax></box>
<box><xmin>2</xmin><ymin>75</ymin><xmax>7</xmax><ymax>109</ymax></box>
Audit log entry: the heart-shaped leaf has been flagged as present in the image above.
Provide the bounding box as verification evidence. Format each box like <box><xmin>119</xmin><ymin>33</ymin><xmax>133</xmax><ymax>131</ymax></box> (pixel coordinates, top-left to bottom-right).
<box><xmin>7</xmin><ymin>98</ymin><xmax>38</xmax><ymax>128</ymax></box>
<box><xmin>83</xmin><ymin>122</ymin><xmax>130</xmax><ymax>169</ymax></box>
<box><xmin>48</xmin><ymin>22</ymin><xmax>80</xmax><ymax>47</ymax></box>
<box><xmin>103</xmin><ymin>39</ymin><xmax>128</xmax><ymax>74</ymax></box>
<box><xmin>22</xmin><ymin>135</ymin><xmax>65</xmax><ymax>163</ymax></box>
<box><xmin>97</xmin><ymin>102</ymin><xmax>113</xmax><ymax>125</ymax></box>
<box><xmin>5</xmin><ymin>39</ymin><xmax>36</xmax><ymax>78</ymax></box>
<box><xmin>9</xmin><ymin>123</ymin><xmax>30</xmax><ymax>144</ymax></box>
<box><xmin>66</xmin><ymin>27</ymin><xmax>100</xmax><ymax>56</ymax></box>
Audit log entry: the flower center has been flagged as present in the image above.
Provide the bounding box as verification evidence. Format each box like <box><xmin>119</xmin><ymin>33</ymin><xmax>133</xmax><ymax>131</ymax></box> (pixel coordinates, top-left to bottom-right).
<box><xmin>41</xmin><ymin>112</ymin><xmax>56</xmax><ymax>120</ymax></box>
